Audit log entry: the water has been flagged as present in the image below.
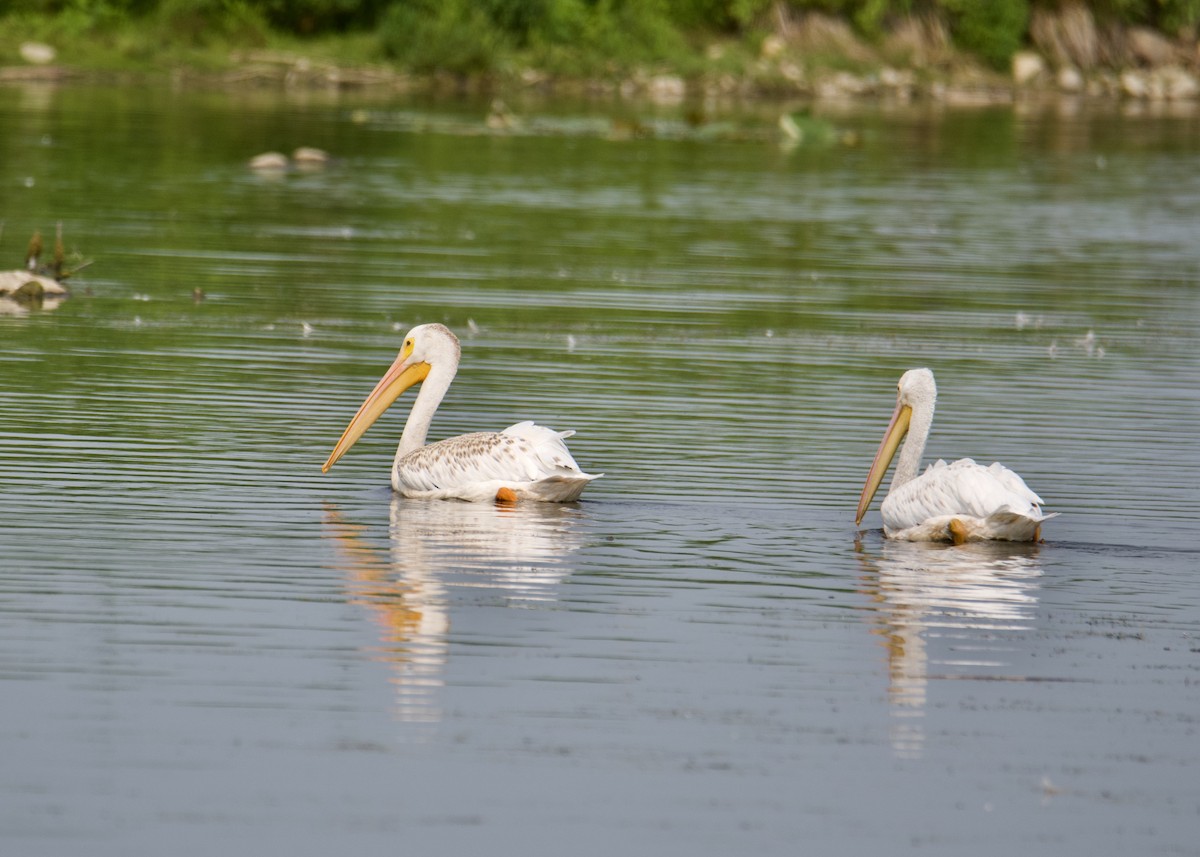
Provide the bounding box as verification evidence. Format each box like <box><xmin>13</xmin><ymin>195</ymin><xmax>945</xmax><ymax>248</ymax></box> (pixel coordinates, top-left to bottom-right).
<box><xmin>2</xmin><ymin>83</ymin><xmax>1198</xmax><ymax>855</ymax></box>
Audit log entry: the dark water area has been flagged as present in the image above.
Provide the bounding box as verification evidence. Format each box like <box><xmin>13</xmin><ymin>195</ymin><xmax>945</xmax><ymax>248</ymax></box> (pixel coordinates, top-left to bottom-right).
<box><xmin>1</xmin><ymin>83</ymin><xmax>1198</xmax><ymax>855</ymax></box>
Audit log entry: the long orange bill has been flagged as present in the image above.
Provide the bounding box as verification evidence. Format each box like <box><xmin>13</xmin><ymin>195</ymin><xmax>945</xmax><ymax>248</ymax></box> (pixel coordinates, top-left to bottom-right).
<box><xmin>855</xmin><ymin>401</ymin><xmax>912</xmax><ymax>525</ymax></box>
<box><xmin>322</xmin><ymin>351</ymin><xmax>430</xmax><ymax>473</ymax></box>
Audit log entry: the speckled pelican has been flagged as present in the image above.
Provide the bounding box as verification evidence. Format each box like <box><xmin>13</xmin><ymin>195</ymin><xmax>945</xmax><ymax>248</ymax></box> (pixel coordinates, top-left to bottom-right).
<box><xmin>322</xmin><ymin>323</ymin><xmax>601</xmax><ymax>502</ymax></box>
<box><xmin>855</xmin><ymin>368</ymin><xmax>1055</xmax><ymax>543</ymax></box>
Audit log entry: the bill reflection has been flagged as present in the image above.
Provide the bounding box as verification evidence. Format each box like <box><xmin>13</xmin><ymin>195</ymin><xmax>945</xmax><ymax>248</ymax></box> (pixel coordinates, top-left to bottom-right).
<box><xmin>324</xmin><ymin>499</ymin><xmax>587</xmax><ymax>722</ymax></box>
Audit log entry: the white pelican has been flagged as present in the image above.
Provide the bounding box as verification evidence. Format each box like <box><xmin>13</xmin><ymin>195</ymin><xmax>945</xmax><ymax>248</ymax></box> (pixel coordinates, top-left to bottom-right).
<box><xmin>855</xmin><ymin>368</ymin><xmax>1055</xmax><ymax>543</ymax></box>
<box><xmin>322</xmin><ymin>323</ymin><xmax>601</xmax><ymax>502</ymax></box>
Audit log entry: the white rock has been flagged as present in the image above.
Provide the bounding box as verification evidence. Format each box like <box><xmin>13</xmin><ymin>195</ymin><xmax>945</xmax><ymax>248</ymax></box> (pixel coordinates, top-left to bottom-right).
<box><xmin>761</xmin><ymin>34</ymin><xmax>785</xmax><ymax>60</ymax></box>
<box><xmin>249</xmin><ymin>151</ymin><xmax>289</xmax><ymax>170</ymax></box>
<box><xmin>1128</xmin><ymin>27</ymin><xmax>1175</xmax><ymax>67</ymax></box>
<box><xmin>880</xmin><ymin>67</ymin><xmax>913</xmax><ymax>89</ymax></box>
<box><xmin>1012</xmin><ymin>51</ymin><xmax>1045</xmax><ymax>85</ymax></box>
<box><xmin>647</xmin><ymin>75</ymin><xmax>686</xmax><ymax>103</ymax></box>
<box><xmin>1057</xmin><ymin>67</ymin><xmax>1083</xmax><ymax>92</ymax></box>
<box><xmin>817</xmin><ymin>71</ymin><xmax>870</xmax><ymax>99</ymax></box>
<box><xmin>19</xmin><ymin>42</ymin><xmax>56</xmax><ymax>65</ymax></box>
<box><xmin>1159</xmin><ymin>66</ymin><xmax>1199</xmax><ymax>100</ymax></box>
<box><xmin>779</xmin><ymin>61</ymin><xmax>804</xmax><ymax>84</ymax></box>
<box><xmin>1120</xmin><ymin>70</ymin><xmax>1149</xmax><ymax>99</ymax></box>
<box><xmin>1143</xmin><ymin>71</ymin><xmax>1168</xmax><ymax>100</ymax></box>
<box><xmin>0</xmin><ymin>270</ymin><xmax>68</xmax><ymax>296</ymax></box>
<box><xmin>292</xmin><ymin>146</ymin><xmax>329</xmax><ymax>165</ymax></box>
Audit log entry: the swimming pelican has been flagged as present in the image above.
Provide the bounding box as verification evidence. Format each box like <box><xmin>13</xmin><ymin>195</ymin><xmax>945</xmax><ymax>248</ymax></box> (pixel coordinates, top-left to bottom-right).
<box><xmin>322</xmin><ymin>323</ymin><xmax>601</xmax><ymax>502</ymax></box>
<box><xmin>855</xmin><ymin>368</ymin><xmax>1055</xmax><ymax>543</ymax></box>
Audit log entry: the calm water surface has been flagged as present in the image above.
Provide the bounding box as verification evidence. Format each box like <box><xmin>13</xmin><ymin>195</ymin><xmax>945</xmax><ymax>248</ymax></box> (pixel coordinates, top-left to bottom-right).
<box><xmin>1</xmin><ymin>83</ymin><xmax>1198</xmax><ymax>856</ymax></box>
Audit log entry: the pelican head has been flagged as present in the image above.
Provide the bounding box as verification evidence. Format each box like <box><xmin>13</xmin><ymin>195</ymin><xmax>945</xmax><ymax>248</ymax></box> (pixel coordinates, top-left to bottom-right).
<box><xmin>855</xmin><ymin>368</ymin><xmax>937</xmax><ymax>525</ymax></box>
<box><xmin>322</xmin><ymin>323</ymin><xmax>461</xmax><ymax>473</ymax></box>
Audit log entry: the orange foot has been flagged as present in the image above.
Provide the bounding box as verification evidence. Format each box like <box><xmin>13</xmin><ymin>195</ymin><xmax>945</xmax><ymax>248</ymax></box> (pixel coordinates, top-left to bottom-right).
<box><xmin>948</xmin><ymin>518</ymin><xmax>969</xmax><ymax>545</ymax></box>
<box><xmin>495</xmin><ymin>486</ymin><xmax>518</xmax><ymax>504</ymax></box>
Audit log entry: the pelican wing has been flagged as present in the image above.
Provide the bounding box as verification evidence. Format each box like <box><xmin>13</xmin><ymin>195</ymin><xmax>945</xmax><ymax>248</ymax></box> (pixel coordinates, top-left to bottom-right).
<box><xmin>982</xmin><ymin>461</ymin><xmax>1046</xmax><ymax>506</ymax></box>
<box><xmin>394</xmin><ymin>421</ymin><xmax>599</xmax><ymax>501</ymax></box>
<box><xmin>883</xmin><ymin>458</ymin><xmax>1048</xmax><ymax>534</ymax></box>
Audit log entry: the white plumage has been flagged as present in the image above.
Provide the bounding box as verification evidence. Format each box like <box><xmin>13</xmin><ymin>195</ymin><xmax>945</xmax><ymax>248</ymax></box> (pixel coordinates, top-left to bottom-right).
<box><xmin>394</xmin><ymin>421</ymin><xmax>594</xmax><ymax>502</ymax></box>
<box><xmin>856</xmin><ymin>368</ymin><xmax>1055</xmax><ymax>543</ymax></box>
<box><xmin>323</xmin><ymin>323</ymin><xmax>600</xmax><ymax>502</ymax></box>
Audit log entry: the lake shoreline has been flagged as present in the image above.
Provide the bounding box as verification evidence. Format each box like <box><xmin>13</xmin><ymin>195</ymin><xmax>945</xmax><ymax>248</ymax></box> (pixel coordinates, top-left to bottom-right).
<box><xmin>4</xmin><ymin>59</ymin><xmax>1197</xmax><ymax>114</ymax></box>
<box><xmin>3</xmin><ymin>10</ymin><xmax>1199</xmax><ymax>109</ymax></box>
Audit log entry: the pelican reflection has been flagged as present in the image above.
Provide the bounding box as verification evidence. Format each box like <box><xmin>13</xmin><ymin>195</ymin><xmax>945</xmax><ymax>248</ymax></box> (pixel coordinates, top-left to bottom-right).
<box><xmin>324</xmin><ymin>498</ymin><xmax>586</xmax><ymax>722</ymax></box>
<box><xmin>390</xmin><ymin>496</ymin><xmax>585</xmax><ymax>604</ymax></box>
<box><xmin>856</xmin><ymin>538</ymin><xmax>1043</xmax><ymax>758</ymax></box>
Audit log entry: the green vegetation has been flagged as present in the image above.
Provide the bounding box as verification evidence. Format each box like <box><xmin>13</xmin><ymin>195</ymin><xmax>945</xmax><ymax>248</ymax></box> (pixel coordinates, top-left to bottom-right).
<box><xmin>940</xmin><ymin>0</ymin><xmax>1029</xmax><ymax>68</ymax></box>
<box><xmin>1</xmin><ymin>1</ymin><xmax>1197</xmax><ymax>81</ymax></box>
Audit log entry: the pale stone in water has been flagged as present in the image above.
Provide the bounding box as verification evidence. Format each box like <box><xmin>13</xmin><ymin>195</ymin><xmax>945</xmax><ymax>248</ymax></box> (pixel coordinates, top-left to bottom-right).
<box><xmin>19</xmin><ymin>42</ymin><xmax>56</xmax><ymax>65</ymax></box>
<box><xmin>292</xmin><ymin>146</ymin><xmax>329</xmax><ymax>165</ymax></box>
<box><xmin>249</xmin><ymin>151</ymin><xmax>289</xmax><ymax>170</ymax></box>
<box><xmin>0</xmin><ymin>270</ymin><xmax>68</xmax><ymax>296</ymax></box>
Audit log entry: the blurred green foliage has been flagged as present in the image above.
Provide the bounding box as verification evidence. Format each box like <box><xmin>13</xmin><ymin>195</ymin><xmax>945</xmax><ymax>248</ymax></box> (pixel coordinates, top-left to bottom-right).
<box><xmin>379</xmin><ymin>0</ymin><xmax>691</xmax><ymax>76</ymax></box>
<box><xmin>941</xmin><ymin>0</ymin><xmax>1029</xmax><ymax>69</ymax></box>
<box><xmin>2</xmin><ymin>0</ymin><xmax>1197</xmax><ymax>75</ymax></box>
